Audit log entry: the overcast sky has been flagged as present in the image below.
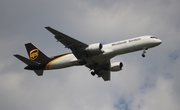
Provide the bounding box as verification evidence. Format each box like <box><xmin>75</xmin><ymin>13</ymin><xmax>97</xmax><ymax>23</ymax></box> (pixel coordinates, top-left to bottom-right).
<box><xmin>0</xmin><ymin>0</ymin><xmax>180</xmax><ymax>110</ymax></box>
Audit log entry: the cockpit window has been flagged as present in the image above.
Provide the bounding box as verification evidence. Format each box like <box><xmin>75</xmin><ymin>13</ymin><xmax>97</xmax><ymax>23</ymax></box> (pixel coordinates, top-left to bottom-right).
<box><xmin>150</xmin><ymin>36</ymin><xmax>157</xmax><ymax>39</ymax></box>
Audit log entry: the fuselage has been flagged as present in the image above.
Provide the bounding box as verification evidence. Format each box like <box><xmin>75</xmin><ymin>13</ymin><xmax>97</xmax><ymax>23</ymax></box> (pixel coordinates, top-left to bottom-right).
<box><xmin>45</xmin><ymin>35</ymin><xmax>161</xmax><ymax>70</ymax></box>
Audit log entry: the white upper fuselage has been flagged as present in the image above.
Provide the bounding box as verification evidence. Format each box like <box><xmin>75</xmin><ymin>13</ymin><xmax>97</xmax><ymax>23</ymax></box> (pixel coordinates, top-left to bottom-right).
<box><xmin>46</xmin><ymin>35</ymin><xmax>162</xmax><ymax>70</ymax></box>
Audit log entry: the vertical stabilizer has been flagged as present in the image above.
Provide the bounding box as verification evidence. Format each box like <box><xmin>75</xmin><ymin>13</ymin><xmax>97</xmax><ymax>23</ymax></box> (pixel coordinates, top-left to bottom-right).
<box><xmin>25</xmin><ymin>43</ymin><xmax>50</xmax><ymax>63</ymax></box>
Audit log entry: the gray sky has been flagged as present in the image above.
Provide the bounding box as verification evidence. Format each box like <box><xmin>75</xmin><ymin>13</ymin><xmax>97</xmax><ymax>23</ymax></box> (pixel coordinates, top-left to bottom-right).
<box><xmin>0</xmin><ymin>0</ymin><xmax>180</xmax><ymax>110</ymax></box>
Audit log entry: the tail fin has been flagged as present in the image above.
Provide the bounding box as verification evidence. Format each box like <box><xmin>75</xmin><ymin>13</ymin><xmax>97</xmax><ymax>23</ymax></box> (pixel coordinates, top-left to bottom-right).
<box><xmin>25</xmin><ymin>43</ymin><xmax>49</xmax><ymax>63</ymax></box>
<box><xmin>14</xmin><ymin>43</ymin><xmax>47</xmax><ymax>76</ymax></box>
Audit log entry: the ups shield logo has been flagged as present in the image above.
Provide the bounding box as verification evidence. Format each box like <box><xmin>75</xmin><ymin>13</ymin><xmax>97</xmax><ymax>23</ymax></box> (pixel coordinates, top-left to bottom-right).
<box><xmin>30</xmin><ymin>49</ymin><xmax>39</xmax><ymax>60</ymax></box>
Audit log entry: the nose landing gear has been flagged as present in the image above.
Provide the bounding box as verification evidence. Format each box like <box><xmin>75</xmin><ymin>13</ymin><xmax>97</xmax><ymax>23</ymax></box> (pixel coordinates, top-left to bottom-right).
<box><xmin>142</xmin><ymin>54</ymin><xmax>145</xmax><ymax>57</ymax></box>
<box><xmin>142</xmin><ymin>47</ymin><xmax>148</xmax><ymax>57</ymax></box>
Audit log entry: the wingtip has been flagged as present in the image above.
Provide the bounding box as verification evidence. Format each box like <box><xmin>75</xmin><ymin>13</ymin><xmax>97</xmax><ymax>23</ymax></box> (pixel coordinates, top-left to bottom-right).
<box><xmin>45</xmin><ymin>26</ymin><xmax>60</xmax><ymax>35</ymax></box>
<box><xmin>45</xmin><ymin>26</ymin><xmax>51</xmax><ymax>29</ymax></box>
<box><xmin>14</xmin><ymin>54</ymin><xmax>19</xmax><ymax>57</ymax></box>
<box><xmin>14</xmin><ymin>54</ymin><xmax>21</xmax><ymax>59</ymax></box>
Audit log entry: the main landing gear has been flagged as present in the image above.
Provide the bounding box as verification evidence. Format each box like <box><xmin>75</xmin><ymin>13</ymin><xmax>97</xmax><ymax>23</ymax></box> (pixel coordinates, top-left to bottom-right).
<box><xmin>91</xmin><ymin>70</ymin><xmax>101</xmax><ymax>77</ymax></box>
<box><xmin>91</xmin><ymin>71</ymin><xmax>96</xmax><ymax>76</ymax></box>
<box><xmin>142</xmin><ymin>47</ymin><xmax>148</xmax><ymax>57</ymax></box>
<box><xmin>90</xmin><ymin>63</ymin><xmax>101</xmax><ymax>77</ymax></box>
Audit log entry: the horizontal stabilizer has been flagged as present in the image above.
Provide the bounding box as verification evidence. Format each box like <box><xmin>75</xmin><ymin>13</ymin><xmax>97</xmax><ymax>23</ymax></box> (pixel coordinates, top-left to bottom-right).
<box><xmin>14</xmin><ymin>54</ymin><xmax>39</xmax><ymax>66</ymax></box>
<box><xmin>34</xmin><ymin>70</ymin><xmax>43</xmax><ymax>76</ymax></box>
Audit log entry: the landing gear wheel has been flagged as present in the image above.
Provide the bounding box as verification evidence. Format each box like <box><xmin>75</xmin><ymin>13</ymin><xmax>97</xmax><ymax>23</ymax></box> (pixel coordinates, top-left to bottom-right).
<box><xmin>91</xmin><ymin>71</ymin><xmax>95</xmax><ymax>76</ymax></box>
<box><xmin>142</xmin><ymin>54</ymin><xmax>145</xmax><ymax>57</ymax></box>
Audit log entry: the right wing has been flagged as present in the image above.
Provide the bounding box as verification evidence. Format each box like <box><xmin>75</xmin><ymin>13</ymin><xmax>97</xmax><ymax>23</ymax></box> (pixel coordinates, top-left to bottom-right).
<box><xmin>86</xmin><ymin>60</ymin><xmax>111</xmax><ymax>81</ymax></box>
<box><xmin>45</xmin><ymin>27</ymin><xmax>88</xmax><ymax>59</ymax></box>
<box><xmin>99</xmin><ymin>70</ymin><xmax>111</xmax><ymax>81</ymax></box>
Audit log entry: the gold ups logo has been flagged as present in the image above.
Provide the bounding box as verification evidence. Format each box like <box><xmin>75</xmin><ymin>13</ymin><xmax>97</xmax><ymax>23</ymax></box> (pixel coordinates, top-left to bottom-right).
<box><xmin>30</xmin><ymin>49</ymin><xmax>39</xmax><ymax>60</ymax></box>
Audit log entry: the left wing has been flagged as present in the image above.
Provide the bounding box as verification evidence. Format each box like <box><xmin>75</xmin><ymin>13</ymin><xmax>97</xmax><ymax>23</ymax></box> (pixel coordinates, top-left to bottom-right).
<box><xmin>45</xmin><ymin>27</ymin><xmax>88</xmax><ymax>59</ymax></box>
<box><xmin>86</xmin><ymin>60</ymin><xmax>111</xmax><ymax>81</ymax></box>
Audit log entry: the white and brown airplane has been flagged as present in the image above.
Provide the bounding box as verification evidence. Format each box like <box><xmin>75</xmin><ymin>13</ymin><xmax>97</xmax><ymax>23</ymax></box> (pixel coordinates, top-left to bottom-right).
<box><xmin>14</xmin><ymin>27</ymin><xmax>162</xmax><ymax>81</ymax></box>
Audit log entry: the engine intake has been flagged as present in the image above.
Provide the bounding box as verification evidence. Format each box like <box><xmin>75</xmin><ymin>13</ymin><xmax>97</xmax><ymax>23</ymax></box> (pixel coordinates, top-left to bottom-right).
<box><xmin>110</xmin><ymin>62</ymin><xmax>123</xmax><ymax>72</ymax></box>
<box><xmin>85</xmin><ymin>43</ymin><xmax>103</xmax><ymax>54</ymax></box>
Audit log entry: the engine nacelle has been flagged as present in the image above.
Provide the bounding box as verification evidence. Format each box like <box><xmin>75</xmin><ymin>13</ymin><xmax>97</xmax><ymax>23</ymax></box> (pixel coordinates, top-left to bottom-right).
<box><xmin>110</xmin><ymin>62</ymin><xmax>123</xmax><ymax>72</ymax></box>
<box><xmin>85</xmin><ymin>43</ymin><xmax>103</xmax><ymax>54</ymax></box>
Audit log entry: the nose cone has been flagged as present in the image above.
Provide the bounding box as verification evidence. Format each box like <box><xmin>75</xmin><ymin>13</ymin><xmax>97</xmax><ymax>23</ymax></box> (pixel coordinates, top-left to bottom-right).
<box><xmin>153</xmin><ymin>39</ymin><xmax>162</xmax><ymax>46</ymax></box>
<box><xmin>157</xmin><ymin>39</ymin><xmax>162</xmax><ymax>45</ymax></box>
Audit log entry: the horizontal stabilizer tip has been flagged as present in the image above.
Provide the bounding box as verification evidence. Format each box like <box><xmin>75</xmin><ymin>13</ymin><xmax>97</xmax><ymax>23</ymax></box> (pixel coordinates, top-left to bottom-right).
<box><xmin>34</xmin><ymin>70</ymin><xmax>43</xmax><ymax>76</ymax></box>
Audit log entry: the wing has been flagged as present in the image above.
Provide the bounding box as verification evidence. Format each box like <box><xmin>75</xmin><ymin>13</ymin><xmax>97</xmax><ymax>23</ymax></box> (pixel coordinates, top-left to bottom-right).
<box><xmin>86</xmin><ymin>60</ymin><xmax>111</xmax><ymax>81</ymax></box>
<box><xmin>99</xmin><ymin>70</ymin><xmax>111</xmax><ymax>81</ymax></box>
<box><xmin>45</xmin><ymin>27</ymin><xmax>88</xmax><ymax>59</ymax></box>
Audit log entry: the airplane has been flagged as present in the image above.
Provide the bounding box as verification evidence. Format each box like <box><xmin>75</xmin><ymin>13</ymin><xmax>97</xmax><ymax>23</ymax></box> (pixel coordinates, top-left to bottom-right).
<box><xmin>14</xmin><ymin>27</ymin><xmax>162</xmax><ymax>81</ymax></box>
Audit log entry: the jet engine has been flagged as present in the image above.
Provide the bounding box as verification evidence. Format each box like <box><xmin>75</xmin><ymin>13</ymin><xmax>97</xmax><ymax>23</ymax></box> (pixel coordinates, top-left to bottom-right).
<box><xmin>85</xmin><ymin>43</ymin><xmax>103</xmax><ymax>54</ymax></box>
<box><xmin>110</xmin><ymin>62</ymin><xmax>123</xmax><ymax>72</ymax></box>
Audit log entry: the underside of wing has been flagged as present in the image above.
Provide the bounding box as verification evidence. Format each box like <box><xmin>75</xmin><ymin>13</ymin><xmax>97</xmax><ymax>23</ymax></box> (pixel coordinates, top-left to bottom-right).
<box><xmin>99</xmin><ymin>70</ymin><xmax>110</xmax><ymax>81</ymax></box>
<box><xmin>45</xmin><ymin>27</ymin><xmax>88</xmax><ymax>59</ymax></box>
<box><xmin>86</xmin><ymin>60</ymin><xmax>111</xmax><ymax>81</ymax></box>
